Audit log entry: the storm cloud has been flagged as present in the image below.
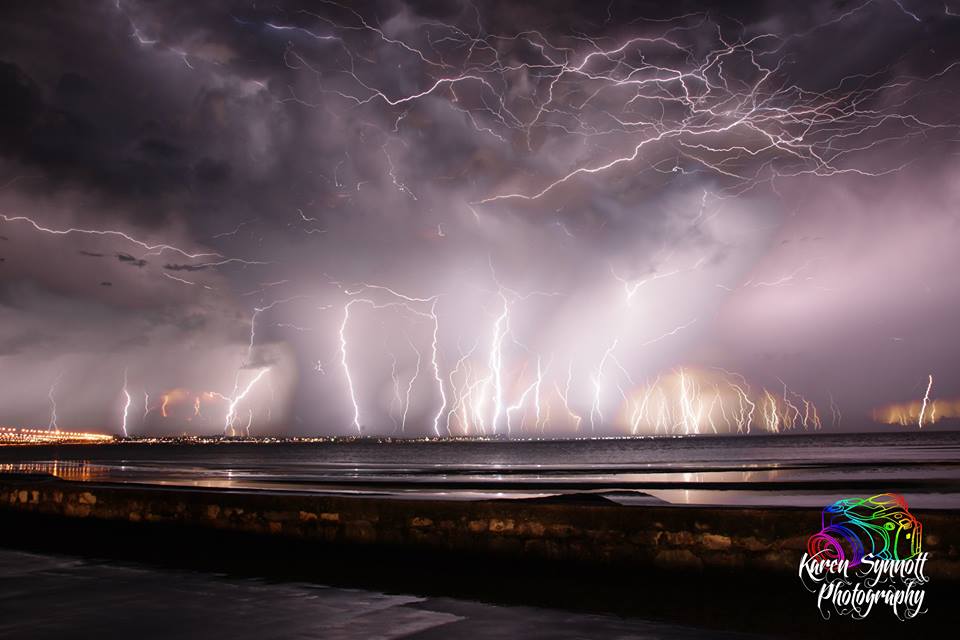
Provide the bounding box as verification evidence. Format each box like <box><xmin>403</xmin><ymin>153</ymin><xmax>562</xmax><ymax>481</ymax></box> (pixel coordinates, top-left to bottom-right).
<box><xmin>0</xmin><ymin>0</ymin><xmax>959</xmax><ymax>436</ymax></box>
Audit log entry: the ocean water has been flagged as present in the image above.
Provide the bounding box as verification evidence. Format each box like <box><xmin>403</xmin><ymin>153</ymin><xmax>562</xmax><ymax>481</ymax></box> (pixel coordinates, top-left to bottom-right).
<box><xmin>1</xmin><ymin>430</ymin><xmax>958</xmax><ymax>508</ymax></box>
<box><xmin>1</xmin><ymin>434</ymin><xmax>958</xmax><ymax>638</ymax></box>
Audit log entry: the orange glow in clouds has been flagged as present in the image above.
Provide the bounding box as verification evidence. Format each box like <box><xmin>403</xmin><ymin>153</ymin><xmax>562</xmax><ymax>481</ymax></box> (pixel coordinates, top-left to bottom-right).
<box><xmin>873</xmin><ymin>398</ymin><xmax>960</xmax><ymax>427</ymax></box>
<box><xmin>155</xmin><ymin>388</ymin><xmax>227</xmax><ymax>421</ymax></box>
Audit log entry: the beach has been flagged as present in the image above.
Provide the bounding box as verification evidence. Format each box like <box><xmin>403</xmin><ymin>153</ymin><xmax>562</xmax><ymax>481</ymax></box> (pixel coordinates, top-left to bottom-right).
<box><xmin>1</xmin><ymin>431</ymin><xmax>959</xmax><ymax>637</ymax></box>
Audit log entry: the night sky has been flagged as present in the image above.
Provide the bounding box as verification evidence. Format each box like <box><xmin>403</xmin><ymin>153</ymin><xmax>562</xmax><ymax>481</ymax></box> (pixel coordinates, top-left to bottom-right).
<box><xmin>1</xmin><ymin>0</ymin><xmax>959</xmax><ymax>436</ymax></box>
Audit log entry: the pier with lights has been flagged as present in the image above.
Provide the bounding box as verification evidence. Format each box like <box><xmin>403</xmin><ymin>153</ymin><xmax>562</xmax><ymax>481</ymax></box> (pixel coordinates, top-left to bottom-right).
<box><xmin>0</xmin><ymin>427</ymin><xmax>115</xmax><ymax>445</ymax></box>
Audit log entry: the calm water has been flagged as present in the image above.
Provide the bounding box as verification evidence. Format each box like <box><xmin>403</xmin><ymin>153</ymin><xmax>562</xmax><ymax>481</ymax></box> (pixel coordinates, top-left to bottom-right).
<box><xmin>2</xmin><ymin>430</ymin><xmax>959</xmax><ymax>507</ymax></box>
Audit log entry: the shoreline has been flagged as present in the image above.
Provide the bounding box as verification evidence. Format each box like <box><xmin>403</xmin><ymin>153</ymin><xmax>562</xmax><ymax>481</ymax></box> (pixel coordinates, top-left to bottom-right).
<box><xmin>3</xmin><ymin>472</ymin><xmax>959</xmax><ymax>580</ymax></box>
<box><xmin>2</xmin><ymin>472</ymin><xmax>958</xmax><ymax>637</ymax></box>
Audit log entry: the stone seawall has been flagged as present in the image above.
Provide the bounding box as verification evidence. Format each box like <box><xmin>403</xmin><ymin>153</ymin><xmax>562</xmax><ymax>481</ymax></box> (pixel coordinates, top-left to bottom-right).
<box><xmin>3</xmin><ymin>473</ymin><xmax>958</xmax><ymax>579</ymax></box>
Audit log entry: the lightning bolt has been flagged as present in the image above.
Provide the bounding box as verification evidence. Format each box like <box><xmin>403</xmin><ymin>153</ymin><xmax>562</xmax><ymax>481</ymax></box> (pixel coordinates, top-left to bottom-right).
<box><xmin>224</xmin><ymin>368</ymin><xmax>270</xmax><ymax>433</ymax></box>
<box><xmin>65</xmin><ymin>3</ymin><xmax>932</xmax><ymax>440</ymax></box>
<box><xmin>339</xmin><ymin>299</ymin><xmax>364</xmax><ymax>433</ymax></box>
<box><xmin>401</xmin><ymin>336</ymin><xmax>423</xmax><ymax>434</ymax></box>
<box><xmin>47</xmin><ymin>371</ymin><xmax>64</xmax><ymax>432</ymax></box>
<box><xmin>428</xmin><ymin>299</ymin><xmax>447</xmax><ymax>437</ymax></box>
<box><xmin>0</xmin><ymin>213</ymin><xmax>220</xmax><ymax>259</ymax></box>
<box><xmin>918</xmin><ymin>373</ymin><xmax>934</xmax><ymax>428</ymax></box>
<box><xmin>120</xmin><ymin>368</ymin><xmax>131</xmax><ymax>437</ymax></box>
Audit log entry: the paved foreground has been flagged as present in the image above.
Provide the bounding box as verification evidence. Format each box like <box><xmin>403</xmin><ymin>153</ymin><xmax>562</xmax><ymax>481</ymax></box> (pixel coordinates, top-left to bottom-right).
<box><xmin>0</xmin><ymin>549</ymin><xmax>756</xmax><ymax>640</ymax></box>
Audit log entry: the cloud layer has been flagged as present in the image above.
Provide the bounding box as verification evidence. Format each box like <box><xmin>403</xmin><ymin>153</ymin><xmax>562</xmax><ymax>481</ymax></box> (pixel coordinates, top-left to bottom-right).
<box><xmin>1</xmin><ymin>0</ymin><xmax>959</xmax><ymax>436</ymax></box>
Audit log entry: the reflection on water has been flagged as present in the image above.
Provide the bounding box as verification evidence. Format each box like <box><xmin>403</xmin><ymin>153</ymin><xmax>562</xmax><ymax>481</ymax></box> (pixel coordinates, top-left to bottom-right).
<box><xmin>0</xmin><ymin>461</ymin><xmax>101</xmax><ymax>482</ymax></box>
<box><xmin>1</xmin><ymin>431</ymin><xmax>959</xmax><ymax>507</ymax></box>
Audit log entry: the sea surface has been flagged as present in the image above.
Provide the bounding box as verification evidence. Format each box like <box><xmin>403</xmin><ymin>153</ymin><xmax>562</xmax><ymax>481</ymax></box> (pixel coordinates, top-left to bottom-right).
<box><xmin>2</xmin><ymin>430</ymin><xmax>959</xmax><ymax>508</ymax></box>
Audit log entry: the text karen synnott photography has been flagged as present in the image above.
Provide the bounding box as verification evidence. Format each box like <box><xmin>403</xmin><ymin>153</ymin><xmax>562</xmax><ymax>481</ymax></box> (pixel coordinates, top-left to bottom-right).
<box><xmin>799</xmin><ymin>493</ymin><xmax>929</xmax><ymax>620</ymax></box>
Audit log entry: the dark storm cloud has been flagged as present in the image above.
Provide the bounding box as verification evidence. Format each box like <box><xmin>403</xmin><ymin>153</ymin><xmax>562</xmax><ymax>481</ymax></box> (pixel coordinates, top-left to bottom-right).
<box><xmin>163</xmin><ymin>263</ymin><xmax>210</xmax><ymax>272</ymax></box>
<box><xmin>0</xmin><ymin>0</ymin><xmax>958</xmax><ymax>435</ymax></box>
<box><xmin>0</xmin><ymin>2</ymin><xmax>278</xmax><ymax>238</ymax></box>
<box><xmin>116</xmin><ymin>253</ymin><xmax>147</xmax><ymax>267</ymax></box>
